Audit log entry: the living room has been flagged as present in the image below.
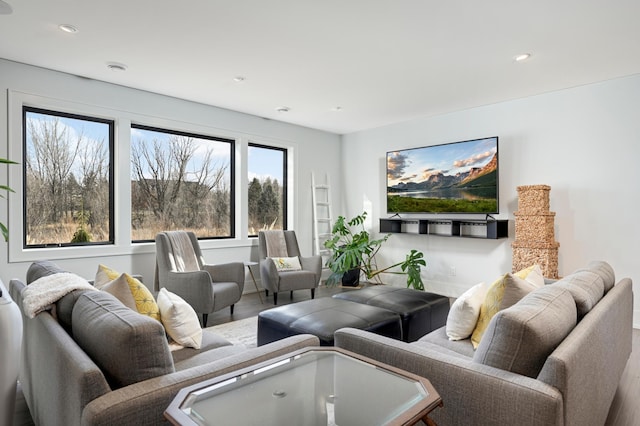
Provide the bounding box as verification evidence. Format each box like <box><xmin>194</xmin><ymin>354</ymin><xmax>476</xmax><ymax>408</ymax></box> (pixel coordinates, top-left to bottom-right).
<box><xmin>0</xmin><ymin>2</ymin><xmax>638</xmax><ymax>328</ymax></box>
<box><xmin>0</xmin><ymin>1</ymin><xmax>639</xmax><ymax>425</ymax></box>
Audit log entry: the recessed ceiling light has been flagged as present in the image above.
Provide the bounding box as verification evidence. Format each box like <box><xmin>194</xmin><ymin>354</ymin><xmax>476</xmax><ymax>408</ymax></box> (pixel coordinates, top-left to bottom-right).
<box><xmin>514</xmin><ymin>53</ymin><xmax>531</xmax><ymax>62</ymax></box>
<box><xmin>276</xmin><ymin>106</ymin><xmax>290</xmax><ymax>113</ymax></box>
<box><xmin>0</xmin><ymin>0</ymin><xmax>13</xmax><ymax>15</ymax></box>
<box><xmin>58</xmin><ymin>24</ymin><xmax>79</xmax><ymax>34</ymax></box>
<box><xmin>233</xmin><ymin>76</ymin><xmax>246</xmax><ymax>83</ymax></box>
<box><xmin>106</xmin><ymin>62</ymin><xmax>127</xmax><ymax>72</ymax></box>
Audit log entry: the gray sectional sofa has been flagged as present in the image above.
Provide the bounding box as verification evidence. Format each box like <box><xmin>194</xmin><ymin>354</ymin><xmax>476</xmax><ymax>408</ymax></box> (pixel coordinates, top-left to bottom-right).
<box><xmin>10</xmin><ymin>261</ymin><xmax>319</xmax><ymax>426</ymax></box>
<box><xmin>335</xmin><ymin>261</ymin><xmax>633</xmax><ymax>426</ymax></box>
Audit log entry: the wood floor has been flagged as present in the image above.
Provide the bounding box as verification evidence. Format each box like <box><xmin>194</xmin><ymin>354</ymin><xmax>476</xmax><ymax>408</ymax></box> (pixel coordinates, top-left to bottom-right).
<box><xmin>13</xmin><ymin>285</ymin><xmax>640</xmax><ymax>425</ymax></box>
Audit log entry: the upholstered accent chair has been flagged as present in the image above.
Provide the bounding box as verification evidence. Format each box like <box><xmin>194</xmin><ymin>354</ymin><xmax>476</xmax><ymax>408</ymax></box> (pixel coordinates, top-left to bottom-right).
<box><xmin>258</xmin><ymin>230</ymin><xmax>322</xmax><ymax>305</ymax></box>
<box><xmin>154</xmin><ymin>231</ymin><xmax>244</xmax><ymax>326</ymax></box>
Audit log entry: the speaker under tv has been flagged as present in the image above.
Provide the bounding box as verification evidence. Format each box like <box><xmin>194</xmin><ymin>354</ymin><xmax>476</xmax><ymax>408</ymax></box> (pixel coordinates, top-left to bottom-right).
<box><xmin>386</xmin><ymin>136</ymin><xmax>499</xmax><ymax>215</ymax></box>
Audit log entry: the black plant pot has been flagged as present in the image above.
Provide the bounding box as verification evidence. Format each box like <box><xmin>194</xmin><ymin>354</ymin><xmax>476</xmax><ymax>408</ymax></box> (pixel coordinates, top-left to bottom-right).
<box><xmin>341</xmin><ymin>268</ymin><xmax>360</xmax><ymax>287</ymax></box>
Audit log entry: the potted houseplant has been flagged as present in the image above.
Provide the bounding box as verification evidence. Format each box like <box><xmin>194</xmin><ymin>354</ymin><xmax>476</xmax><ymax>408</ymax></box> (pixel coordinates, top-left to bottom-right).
<box><xmin>324</xmin><ymin>212</ymin><xmax>426</xmax><ymax>290</ymax></box>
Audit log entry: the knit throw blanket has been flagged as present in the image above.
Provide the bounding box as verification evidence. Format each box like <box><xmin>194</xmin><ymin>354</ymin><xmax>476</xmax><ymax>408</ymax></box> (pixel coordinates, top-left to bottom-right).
<box><xmin>165</xmin><ymin>231</ymin><xmax>200</xmax><ymax>272</ymax></box>
<box><xmin>263</xmin><ymin>230</ymin><xmax>288</xmax><ymax>257</ymax></box>
<box><xmin>22</xmin><ymin>272</ymin><xmax>95</xmax><ymax>318</ymax></box>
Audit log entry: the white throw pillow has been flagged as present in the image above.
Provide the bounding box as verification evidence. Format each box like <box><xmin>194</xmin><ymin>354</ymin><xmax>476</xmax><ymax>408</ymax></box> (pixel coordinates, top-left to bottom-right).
<box><xmin>270</xmin><ymin>256</ymin><xmax>302</xmax><ymax>271</ymax></box>
<box><xmin>523</xmin><ymin>264</ymin><xmax>545</xmax><ymax>288</ymax></box>
<box><xmin>446</xmin><ymin>282</ymin><xmax>489</xmax><ymax>341</ymax></box>
<box><xmin>156</xmin><ymin>288</ymin><xmax>202</xmax><ymax>349</ymax></box>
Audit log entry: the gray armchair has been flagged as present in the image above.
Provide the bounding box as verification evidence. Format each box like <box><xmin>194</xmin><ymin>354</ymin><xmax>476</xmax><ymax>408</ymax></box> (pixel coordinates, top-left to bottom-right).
<box><xmin>258</xmin><ymin>230</ymin><xmax>322</xmax><ymax>304</ymax></box>
<box><xmin>154</xmin><ymin>231</ymin><xmax>244</xmax><ymax>326</ymax></box>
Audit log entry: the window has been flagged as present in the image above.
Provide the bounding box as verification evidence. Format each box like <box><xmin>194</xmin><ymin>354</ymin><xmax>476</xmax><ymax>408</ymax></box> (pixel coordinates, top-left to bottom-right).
<box><xmin>130</xmin><ymin>125</ymin><xmax>234</xmax><ymax>241</ymax></box>
<box><xmin>248</xmin><ymin>143</ymin><xmax>287</xmax><ymax>235</ymax></box>
<box><xmin>23</xmin><ymin>107</ymin><xmax>114</xmax><ymax>247</ymax></box>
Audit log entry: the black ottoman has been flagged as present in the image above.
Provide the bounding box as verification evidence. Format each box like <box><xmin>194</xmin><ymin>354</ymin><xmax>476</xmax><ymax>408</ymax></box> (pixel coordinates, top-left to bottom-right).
<box><xmin>333</xmin><ymin>286</ymin><xmax>450</xmax><ymax>342</ymax></box>
<box><xmin>257</xmin><ymin>298</ymin><xmax>402</xmax><ymax>346</ymax></box>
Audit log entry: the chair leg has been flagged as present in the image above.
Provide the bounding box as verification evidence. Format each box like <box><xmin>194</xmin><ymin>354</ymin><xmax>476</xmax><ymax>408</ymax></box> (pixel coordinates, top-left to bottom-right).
<box><xmin>230</xmin><ymin>304</ymin><xmax>234</xmax><ymax>315</ymax></box>
<box><xmin>290</xmin><ymin>291</ymin><xmax>294</xmax><ymax>300</ymax></box>
<box><xmin>273</xmin><ymin>292</ymin><xmax>278</xmax><ymax>305</ymax></box>
<box><xmin>202</xmin><ymin>314</ymin><xmax>208</xmax><ymax>328</ymax></box>
<box><xmin>311</xmin><ymin>288</ymin><xmax>315</xmax><ymax>299</ymax></box>
<box><xmin>265</xmin><ymin>290</ymin><xmax>269</xmax><ymax>296</ymax></box>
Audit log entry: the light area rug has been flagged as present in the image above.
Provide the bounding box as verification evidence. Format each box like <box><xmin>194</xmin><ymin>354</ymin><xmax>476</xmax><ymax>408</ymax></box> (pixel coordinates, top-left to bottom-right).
<box><xmin>206</xmin><ymin>316</ymin><xmax>258</xmax><ymax>348</ymax></box>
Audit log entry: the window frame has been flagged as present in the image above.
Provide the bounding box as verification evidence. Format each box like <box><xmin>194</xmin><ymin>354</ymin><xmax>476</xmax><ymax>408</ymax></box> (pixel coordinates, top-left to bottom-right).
<box><xmin>130</xmin><ymin>123</ymin><xmax>236</xmax><ymax>243</ymax></box>
<box><xmin>6</xmin><ymin>90</ymin><xmax>297</xmax><ymax>264</ymax></box>
<box><xmin>21</xmin><ymin>106</ymin><xmax>116</xmax><ymax>249</ymax></box>
<box><xmin>247</xmin><ymin>142</ymin><xmax>288</xmax><ymax>237</ymax></box>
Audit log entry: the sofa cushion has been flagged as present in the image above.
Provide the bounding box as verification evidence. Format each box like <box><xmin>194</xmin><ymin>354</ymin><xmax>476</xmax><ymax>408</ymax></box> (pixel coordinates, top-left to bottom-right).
<box><xmin>170</xmin><ymin>330</ymin><xmax>234</xmax><ymax>364</ymax></box>
<box><xmin>473</xmin><ymin>285</ymin><xmax>577</xmax><ymax>378</ymax></box>
<box><xmin>554</xmin><ymin>271</ymin><xmax>604</xmax><ymax>318</ymax></box>
<box><xmin>420</xmin><ymin>326</ymin><xmax>476</xmax><ymax>358</ymax></box>
<box><xmin>446</xmin><ymin>282</ymin><xmax>488</xmax><ymax>340</ymax></box>
<box><xmin>72</xmin><ymin>291</ymin><xmax>175</xmax><ymax>389</ymax></box>
<box><xmin>55</xmin><ymin>288</ymin><xmax>93</xmax><ymax>332</ymax></box>
<box><xmin>471</xmin><ymin>265</ymin><xmax>544</xmax><ymax>348</ymax></box>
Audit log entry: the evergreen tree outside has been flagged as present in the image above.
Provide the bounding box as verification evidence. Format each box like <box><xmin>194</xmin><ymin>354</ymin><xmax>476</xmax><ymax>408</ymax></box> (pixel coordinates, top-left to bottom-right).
<box><xmin>248</xmin><ymin>177</ymin><xmax>262</xmax><ymax>230</ymax></box>
<box><xmin>247</xmin><ymin>144</ymin><xmax>286</xmax><ymax>235</ymax></box>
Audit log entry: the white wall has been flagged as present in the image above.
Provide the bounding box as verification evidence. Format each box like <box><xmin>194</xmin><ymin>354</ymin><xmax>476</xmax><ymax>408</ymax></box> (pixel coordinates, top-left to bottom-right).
<box><xmin>341</xmin><ymin>74</ymin><xmax>640</xmax><ymax>328</ymax></box>
<box><xmin>0</xmin><ymin>59</ymin><xmax>342</xmax><ymax>289</ymax></box>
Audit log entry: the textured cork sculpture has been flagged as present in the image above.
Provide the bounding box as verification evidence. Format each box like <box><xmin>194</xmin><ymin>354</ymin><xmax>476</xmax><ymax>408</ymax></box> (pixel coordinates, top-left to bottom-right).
<box><xmin>512</xmin><ymin>185</ymin><xmax>559</xmax><ymax>278</ymax></box>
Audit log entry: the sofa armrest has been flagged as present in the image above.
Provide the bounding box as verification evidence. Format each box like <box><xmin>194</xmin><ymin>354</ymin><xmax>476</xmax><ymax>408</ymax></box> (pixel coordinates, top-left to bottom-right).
<box><xmin>202</xmin><ymin>262</ymin><xmax>244</xmax><ymax>290</ymax></box>
<box><xmin>259</xmin><ymin>259</ymin><xmax>279</xmax><ymax>292</ymax></box>
<box><xmin>10</xmin><ymin>279</ymin><xmax>112</xmax><ymax>426</ymax></box>
<box><xmin>81</xmin><ymin>334</ymin><xmax>320</xmax><ymax>426</ymax></box>
<box><xmin>334</xmin><ymin>328</ymin><xmax>564</xmax><ymax>426</ymax></box>
<box><xmin>202</xmin><ymin>262</ymin><xmax>245</xmax><ymax>294</ymax></box>
<box><xmin>300</xmin><ymin>255</ymin><xmax>322</xmax><ymax>284</ymax></box>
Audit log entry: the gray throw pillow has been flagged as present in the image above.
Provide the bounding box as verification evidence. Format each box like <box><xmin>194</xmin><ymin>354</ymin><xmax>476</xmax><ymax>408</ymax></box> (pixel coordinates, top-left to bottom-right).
<box><xmin>72</xmin><ymin>291</ymin><xmax>174</xmax><ymax>388</ymax></box>
<box><xmin>473</xmin><ymin>285</ymin><xmax>577</xmax><ymax>378</ymax></box>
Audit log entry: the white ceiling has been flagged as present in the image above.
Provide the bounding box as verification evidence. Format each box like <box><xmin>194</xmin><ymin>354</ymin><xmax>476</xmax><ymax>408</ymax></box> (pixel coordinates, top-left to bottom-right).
<box><xmin>1</xmin><ymin>1</ymin><xmax>639</xmax><ymax>135</ymax></box>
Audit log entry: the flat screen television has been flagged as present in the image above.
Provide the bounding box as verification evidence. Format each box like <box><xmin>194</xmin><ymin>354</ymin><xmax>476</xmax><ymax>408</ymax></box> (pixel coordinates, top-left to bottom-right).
<box><xmin>386</xmin><ymin>136</ymin><xmax>499</xmax><ymax>214</ymax></box>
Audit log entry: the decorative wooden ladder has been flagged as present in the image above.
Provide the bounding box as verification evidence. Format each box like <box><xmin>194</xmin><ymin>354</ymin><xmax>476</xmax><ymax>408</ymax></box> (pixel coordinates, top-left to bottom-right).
<box><xmin>311</xmin><ymin>173</ymin><xmax>333</xmax><ymax>266</ymax></box>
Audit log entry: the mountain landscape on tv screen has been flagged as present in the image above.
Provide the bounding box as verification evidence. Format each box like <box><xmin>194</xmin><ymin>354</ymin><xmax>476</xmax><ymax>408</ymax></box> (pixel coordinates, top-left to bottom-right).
<box><xmin>389</xmin><ymin>153</ymin><xmax>497</xmax><ymax>193</ymax></box>
<box><xmin>387</xmin><ymin>138</ymin><xmax>498</xmax><ymax>214</ymax></box>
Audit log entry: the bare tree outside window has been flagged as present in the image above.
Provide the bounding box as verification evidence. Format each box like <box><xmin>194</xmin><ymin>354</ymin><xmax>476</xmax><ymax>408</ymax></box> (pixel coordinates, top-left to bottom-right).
<box><xmin>130</xmin><ymin>125</ymin><xmax>233</xmax><ymax>241</ymax></box>
<box><xmin>248</xmin><ymin>144</ymin><xmax>287</xmax><ymax>235</ymax></box>
<box><xmin>23</xmin><ymin>108</ymin><xmax>113</xmax><ymax>247</ymax></box>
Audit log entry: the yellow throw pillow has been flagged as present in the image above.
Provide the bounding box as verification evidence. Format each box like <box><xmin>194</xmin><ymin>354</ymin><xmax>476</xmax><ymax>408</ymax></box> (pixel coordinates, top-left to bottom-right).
<box><xmin>470</xmin><ymin>265</ymin><xmax>541</xmax><ymax>348</ymax></box>
<box><xmin>96</xmin><ymin>264</ymin><xmax>161</xmax><ymax>322</ymax></box>
<box><xmin>94</xmin><ymin>264</ymin><xmax>117</xmax><ymax>289</ymax></box>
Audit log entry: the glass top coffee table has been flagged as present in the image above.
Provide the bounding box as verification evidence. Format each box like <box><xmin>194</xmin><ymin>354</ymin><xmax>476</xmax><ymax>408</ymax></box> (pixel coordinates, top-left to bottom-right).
<box><xmin>165</xmin><ymin>347</ymin><xmax>442</xmax><ymax>426</ymax></box>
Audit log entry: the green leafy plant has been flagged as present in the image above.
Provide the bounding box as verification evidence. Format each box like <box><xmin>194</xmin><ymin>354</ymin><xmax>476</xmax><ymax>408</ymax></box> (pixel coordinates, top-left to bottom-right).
<box><xmin>324</xmin><ymin>212</ymin><xmax>426</xmax><ymax>290</ymax></box>
<box><xmin>0</xmin><ymin>158</ymin><xmax>18</xmax><ymax>242</ymax></box>
<box><xmin>71</xmin><ymin>227</ymin><xmax>92</xmax><ymax>243</ymax></box>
